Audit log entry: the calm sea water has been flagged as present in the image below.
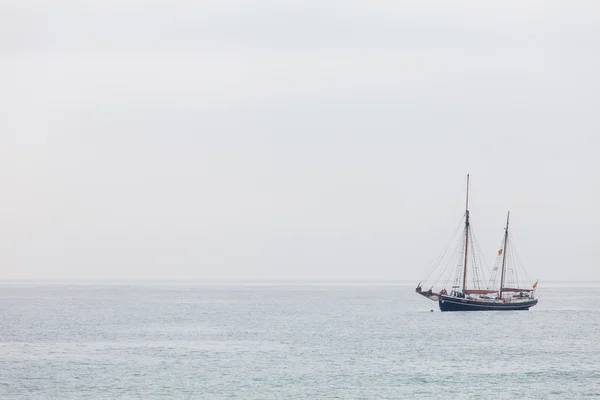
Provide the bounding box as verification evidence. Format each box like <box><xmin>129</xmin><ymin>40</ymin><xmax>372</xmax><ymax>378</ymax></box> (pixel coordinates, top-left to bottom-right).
<box><xmin>1</xmin><ymin>283</ymin><xmax>599</xmax><ymax>399</ymax></box>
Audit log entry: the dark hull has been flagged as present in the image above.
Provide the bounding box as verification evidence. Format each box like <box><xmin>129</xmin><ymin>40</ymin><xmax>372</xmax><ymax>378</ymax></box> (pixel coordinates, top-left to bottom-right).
<box><xmin>439</xmin><ymin>295</ymin><xmax>538</xmax><ymax>311</ymax></box>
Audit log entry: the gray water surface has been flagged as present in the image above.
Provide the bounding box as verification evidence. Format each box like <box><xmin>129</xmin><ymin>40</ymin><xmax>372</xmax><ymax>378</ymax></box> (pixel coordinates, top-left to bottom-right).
<box><xmin>1</xmin><ymin>283</ymin><xmax>598</xmax><ymax>399</ymax></box>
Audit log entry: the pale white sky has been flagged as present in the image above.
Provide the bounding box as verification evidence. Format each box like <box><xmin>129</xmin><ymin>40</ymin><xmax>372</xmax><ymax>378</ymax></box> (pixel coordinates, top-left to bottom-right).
<box><xmin>1</xmin><ymin>0</ymin><xmax>599</xmax><ymax>280</ymax></box>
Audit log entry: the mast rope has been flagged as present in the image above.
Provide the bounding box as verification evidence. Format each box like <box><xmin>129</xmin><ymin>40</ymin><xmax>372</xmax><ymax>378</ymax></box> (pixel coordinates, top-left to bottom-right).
<box><xmin>470</xmin><ymin>227</ymin><xmax>491</xmax><ymax>290</ymax></box>
<box><xmin>441</xmin><ymin>232</ymin><xmax>465</xmax><ymax>290</ymax></box>
<box><xmin>508</xmin><ymin>232</ymin><xmax>533</xmax><ymax>286</ymax></box>
<box><xmin>420</xmin><ymin>215</ymin><xmax>465</xmax><ymax>284</ymax></box>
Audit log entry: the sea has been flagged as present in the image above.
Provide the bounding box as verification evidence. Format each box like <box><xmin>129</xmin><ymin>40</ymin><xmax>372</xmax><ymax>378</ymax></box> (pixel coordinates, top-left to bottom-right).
<box><xmin>0</xmin><ymin>282</ymin><xmax>599</xmax><ymax>399</ymax></box>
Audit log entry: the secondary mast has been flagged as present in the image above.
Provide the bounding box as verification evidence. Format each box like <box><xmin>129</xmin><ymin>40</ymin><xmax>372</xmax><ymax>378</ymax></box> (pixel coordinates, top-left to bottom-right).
<box><xmin>462</xmin><ymin>174</ymin><xmax>470</xmax><ymax>293</ymax></box>
<box><xmin>499</xmin><ymin>211</ymin><xmax>510</xmax><ymax>299</ymax></box>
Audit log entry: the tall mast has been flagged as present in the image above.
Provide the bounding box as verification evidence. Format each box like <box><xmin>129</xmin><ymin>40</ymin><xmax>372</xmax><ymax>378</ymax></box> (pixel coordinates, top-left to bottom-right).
<box><xmin>499</xmin><ymin>211</ymin><xmax>510</xmax><ymax>299</ymax></box>
<box><xmin>462</xmin><ymin>174</ymin><xmax>470</xmax><ymax>293</ymax></box>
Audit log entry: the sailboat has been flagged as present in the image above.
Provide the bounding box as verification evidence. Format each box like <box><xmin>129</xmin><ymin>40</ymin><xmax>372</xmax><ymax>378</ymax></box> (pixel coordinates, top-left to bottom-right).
<box><xmin>415</xmin><ymin>175</ymin><xmax>539</xmax><ymax>311</ymax></box>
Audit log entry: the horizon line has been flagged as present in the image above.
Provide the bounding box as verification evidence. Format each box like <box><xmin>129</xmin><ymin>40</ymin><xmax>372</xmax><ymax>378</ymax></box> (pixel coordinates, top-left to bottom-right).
<box><xmin>0</xmin><ymin>278</ymin><xmax>597</xmax><ymax>285</ymax></box>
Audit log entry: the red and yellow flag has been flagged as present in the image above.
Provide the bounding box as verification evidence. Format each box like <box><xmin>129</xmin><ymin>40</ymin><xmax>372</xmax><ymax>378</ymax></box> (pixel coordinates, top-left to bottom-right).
<box><xmin>533</xmin><ymin>280</ymin><xmax>538</xmax><ymax>289</ymax></box>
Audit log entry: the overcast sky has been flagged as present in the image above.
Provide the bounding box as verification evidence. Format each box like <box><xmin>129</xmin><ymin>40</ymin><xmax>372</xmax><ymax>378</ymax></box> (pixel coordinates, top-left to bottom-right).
<box><xmin>1</xmin><ymin>0</ymin><xmax>598</xmax><ymax>281</ymax></box>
